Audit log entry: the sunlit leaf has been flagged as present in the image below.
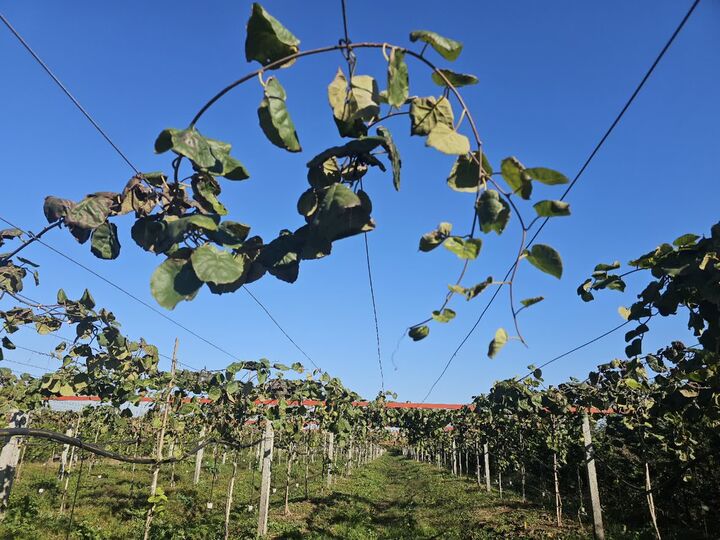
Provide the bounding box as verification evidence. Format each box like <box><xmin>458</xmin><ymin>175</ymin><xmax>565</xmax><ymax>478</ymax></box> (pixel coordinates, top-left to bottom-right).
<box><xmin>409</xmin><ymin>30</ymin><xmax>463</xmax><ymax>61</ymax></box>
<box><xmin>524</xmin><ymin>244</ymin><xmax>562</xmax><ymax>279</ymax></box>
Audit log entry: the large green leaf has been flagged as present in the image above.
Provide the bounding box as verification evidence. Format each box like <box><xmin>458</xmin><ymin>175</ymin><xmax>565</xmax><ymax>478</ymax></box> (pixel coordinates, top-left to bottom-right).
<box><xmin>525</xmin><ymin>244</ymin><xmax>563</xmax><ymax>279</ymax></box>
<box><xmin>476</xmin><ymin>190</ymin><xmax>510</xmax><ymax>235</ymax></box>
<box><xmin>245</xmin><ymin>3</ymin><xmax>300</xmax><ymax>68</ymax></box>
<box><xmin>257</xmin><ymin>230</ymin><xmax>300</xmax><ymax>283</ymax></box>
<box><xmin>376</xmin><ymin>127</ymin><xmax>401</xmax><ymax>191</ymax></box>
<box><xmin>488</xmin><ymin>327</ymin><xmax>508</xmax><ymax>359</ymax></box>
<box><xmin>426</xmin><ymin>124</ymin><xmax>470</xmax><ymax>155</ymax></box>
<box><xmin>408</xmin><ymin>325</ymin><xmax>430</xmax><ymax>341</ymax></box>
<box><xmin>313</xmin><ymin>183</ymin><xmax>372</xmax><ymax>241</ymax></box>
<box><xmin>207</xmin><ymin>221</ymin><xmax>251</xmax><ymax>248</ymax></box>
<box><xmin>387</xmin><ymin>48</ymin><xmax>409</xmax><ymax>108</ymax></box>
<box><xmin>443</xmin><ymin>236</ymin><xmax>482</xmax><ymax>260</ymax></box>
<box><xmin>500</xmin><ymin>157</ymin><xmax>532</xmax><ymax>199</ymax></box>
<box><xmin>155</xmin><ymin>128</ymin><xmax>216</xmax><ymax>168</ymax></box>
<box><xmin>257</xmin><ymin>77</ymin><xmax>301</xmax><ymax>152</ymax></box>
<box><xmin>150</xmin><ymin>257</ymin><xmax>202</xmax><ymax>310</ymax></box>
<box><xmin>409</xmin><ymin>96</ymin><xmax>453</xmax><ymax>136</ymax></box>
<box><xmin>327</xmin><ymin>69</ymin><xmax>379</xmax><ymax>138</ymax></box>
<box><xmin>533</xmin><ymin>200</ymin><xmax>570</xmax><ymax>217</ymax></box>
<box><xmin>419</xmin><ymin>222</ymin><xmax>452</xmax><ymax>252</ymax></box>
<box><xmin>190</xmin><ymin>244</ymin><xmax>245</xmax><ymax>285</ymax></box>
<box><xmin>431</xmin><ymin>69</ymin><xmax>478</xmax><ymax>88</ymax></box>
<box><xmin>155</xmin><ymin>129</ymin><xmax>249</xmax><ymax>180</ymax></box>
<box><xmin>446</xmin><ymin>151</ymin><xmax>492</xmax><ymax>192</ymax></box>
<box><xmin>431</xmin><ymin>308</ymin><xmax>456</xmax><ymax>323</ymax></box>
<box><xmin>131</xmin><ymin>215</ymin><xmax>219</xmax><ymax>254</ymax></box>
<box><xmin>90</xmin><ymin>222</ymin><xmax>121</xmax><ymax>260</ymax></box>
<box><xmin>65</xmin><ymin>194</ymin><xmax>116</xmax><ymax>230</ymax></box>
<box><xmin>525</xmin><ymin>167</ymin><xmax>568</xmax><ymax>185</ymax></box>
<box><xmin>297</xmin><ymin>189</ymin><xmax>318</xmax><ymax>216</ymax></box>
<box><xmin>409</xmin><ymin>30</ymin><xmax>463</xmax><ymax>61</ymax></box>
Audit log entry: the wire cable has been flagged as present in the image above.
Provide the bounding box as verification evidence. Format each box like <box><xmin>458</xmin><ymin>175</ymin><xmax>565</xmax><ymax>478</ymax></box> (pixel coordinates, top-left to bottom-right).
<box><xmin>363</xmin><ymin>233</ymin><xmax>385</xmax><ymax>391</ymax></box>
<box><xmin>515</xmin><ymin>320</ymin><xmax>632</xmax><ymax>382</ymax></box>
<box><xmin>243</xmin><ymin>287</ymin><xmax>321</xmax><ymax>371</ymax></box>
<box><xmin>0</xmin><ymin>12</ymin><xmax>139</xmax><ymax>174</ymax></box>
<box><xmin>420</xmin><ymin>0</ymin><xmax>701</xmax><ymax>402</ymax></box>
<box><xmin>1</xmin><ymin>14</ymin><xmax>318</xmax><ymax>375</ymax></box>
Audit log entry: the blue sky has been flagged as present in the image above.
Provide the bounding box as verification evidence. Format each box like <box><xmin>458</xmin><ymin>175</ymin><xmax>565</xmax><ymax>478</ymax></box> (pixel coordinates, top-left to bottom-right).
<box><xmin>1</xmin><ymin>0</ymin><xmax>718</xmax><ymax>403</ymax></box>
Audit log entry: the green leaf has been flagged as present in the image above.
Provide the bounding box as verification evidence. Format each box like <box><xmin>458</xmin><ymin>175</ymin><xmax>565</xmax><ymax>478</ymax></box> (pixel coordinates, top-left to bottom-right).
<box><xmin>520</xmin><ymin>296</ymin><xmax>544</xmax><ymax>308</ymax></box>
<box><xmin>431</xmin><ymin>69</ymin><xmax>478</xmax><ymax>87</ymax></box>
<box><xmin>307</xmin><ymin>137</ymin><xmax>386</xmax><ymax>169</ymax></box>
<box><xmin>376</xmin><ymin>127</ymin><xmax>401</xmax><ymax>191</ymax></box>
<box><xmin>446</xmin><ymin>152</ymin><xmax>491</xmax><ymax>192</ymax></box>
<box><xmin>155</xmin><ymin>129</ymin><xmax>249</xmax><ymax>180</ymax></box>
<box><xmin>2</xmin><ymin>336</ymin><xmax>15</xmax><ymax>350</ymax></box>
<box><xmin>313</xmin><ymin>183</ymin><xmax>373</xmax><ymax>242</ymax></box>
<box><xmin>90</xmin><ymin>222</ymin><xmax>121</xmax><ymax>260</ymax></box>
<box><xmin>155</xmin><ymin>128</ymin><xmax>216</xmax><ymax>168</ymax></box>
<box><xmin>150</xmin><ymin>258</ymin><xmax>202</xmax><ymax>310</ymax></box>
<box><xmin>208</xmin><ymin>386</ymin><xmax>222</xmax><ymax>401</ymax></box>
<box><xmin>577</xmin><ymin>279</ymin><xmax>594</xmax><ymax>302</ymax></box>
<box><xmin>419</xmin><ymin>222</ymin><xmax>452</xmax><ymax>252</ymax></box>
<box><xmin>409</xmin><ymin>96</ymin><xmax>453</xmax><ymax>136</ymax></box>
<box><xmin>65</xmin><ymin>195</ymin><xmax>116</xmax><ymax>230</ymax></box>
<box><xmin>191</xmin><ymin>174</ymin><xmax>227</xmax><ymax>215</ymax></box>
<box><xmin>443</xmin><ymin>237</ymin><xmax>482</xmax><ymax>260</ymax></box>
<box><xmin>327</xmin><ymin>70</ymin><xmax>379</xmax><ymax>137</ymax></box>
<box><xmin>297</xmin><ymin>189</ymin><xmax>318</xmax><ymax>216</ymax></box>
<box><xmin>426</xmin><ymin>124</ymin><xmax>470</xmax><ymax>155</ymax></box>
<box><xmin>476</xmin><ymin>190</ymin><xmax>510</xmax><ymax>235</ymax></box>
<box><xmin>525</xmin><ymin>244</ymin><xmax>562</xmax><ymax>279</ymax></box>
<box><xmin>191</xmin><ymin>244</ymin><xmax>245</xmax><ymax>285</ymax></box>
<box><xmin>43</xmin><ymin>196</ymin><xmax>75</xmax><ymax>223</ymax></box>
<box><xmin>673</xmin><ymin>233</ymin><xmax>699</xmax><ymax>247</ymax></box>
<box><xmin>488</xmin><ymin>328</ymin><xmax>508</xmax><ymax>359</ymax></box>
<box><xmin>533</xmin><ymin>200</ymin><xmax>571</xmax><ymax>217</ymax></box>
<box><xmin>625</xmin><ymin>338</ymin><xmax>642</xmax><ymax>357</ymax></box>
<box><xmin>449</xmin><ymin>277</ymin><xmax>493</xmax><ymax>301</ymax></box>
<box><xmin>618</xmin><ymin>306</ymin><xmax>631</xmax><ymax>320</ymax></box>
<box><xmin>500</xmin><ymin>157</ymin><xmax>532</xmax><ymax>199</ymax></box>
<box><xmin>594</xmin><ymin>261</ymin><xmax>621</xmax><ymax>272</ymax></box>
<box><xmin>409</xmin><ymin>30</ymin><xmax>463</xmax><ymax>61</ymax></box>
<box><xmin>245</xmin><ymin>3</ymin><xmax>300</xmax><ymax>68</ymax></box>
<box><xmin>0</xmin><ymin>229</ymin><xmax>22</xmax><ymax>241</ymax></box>
<box><xmin>257</xmin><ymin>77</ymin><xmax>301</xmax><ymax>152</ymax></box>
<box><xmin>524</xmin><ymin>167</ymin><xmax>568</xmax><ymax>185</ymax></box>
<box><xmin>408</xmin><ymin>325</ymin><xmax>429</xmax><ymax>341</ymax></box>
<box><xmin>387</xmin><ymin>48</ymin><xmax>409</xmax><ymax>108</ymax></box>
<box><xmin>431</xmin><ymin>308</ymin><xmax>456</xmax><ymax>323</ymax></box>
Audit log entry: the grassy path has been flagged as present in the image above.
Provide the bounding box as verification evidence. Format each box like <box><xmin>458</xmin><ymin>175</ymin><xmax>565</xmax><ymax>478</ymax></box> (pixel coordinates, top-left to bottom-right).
<box><xmin>274</xmin><ymin>452</ymin><xmax>584</xmax><ymax>539</ymax></box>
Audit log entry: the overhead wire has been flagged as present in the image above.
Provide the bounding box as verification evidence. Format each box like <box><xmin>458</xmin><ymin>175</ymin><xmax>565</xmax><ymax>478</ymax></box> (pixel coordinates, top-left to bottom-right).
<box><xmin>340</xmin><ymin>0</ymin><xmax>385</xmax><ymax>391</ymax></box>
<box><xmin>0</xmin><ymin>13</ymin><xmax>319</xmax><ymax>375</ymax></box>
<box><xmin>243</xmin><ymin>287</ymin><xmax>321</xmax><ymax>371</ymax></box>
<box><xmin>420</xmin><ymin>0</ymin><xmax>702</xmax><ymax>402</ymax></box>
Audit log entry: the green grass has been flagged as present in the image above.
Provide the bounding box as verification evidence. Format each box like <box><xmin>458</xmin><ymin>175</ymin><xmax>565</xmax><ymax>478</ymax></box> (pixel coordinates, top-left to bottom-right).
<box><xmin>1</xmin><ymin>452</ymin><xmax>586</xmax><ymax>539</ymax></box>
<box><xmin>274</xmin><ymin>453</ymin><xmax>584</xmax><ymax>539</ymax></box>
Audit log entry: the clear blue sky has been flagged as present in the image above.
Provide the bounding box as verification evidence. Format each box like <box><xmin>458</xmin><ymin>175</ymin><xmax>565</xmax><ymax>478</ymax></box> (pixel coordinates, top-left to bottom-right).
<box><xmin>1</xmin><ymin>0</ymin><xmax>718</xmax><ymax>403</ymax></box>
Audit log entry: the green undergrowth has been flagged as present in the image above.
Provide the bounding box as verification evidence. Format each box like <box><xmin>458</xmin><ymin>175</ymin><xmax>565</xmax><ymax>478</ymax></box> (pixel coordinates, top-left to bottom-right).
<box><xmin>2</xmin><ymin>452</ymin><xmax>589</xmax><ymax>539</ymax></box>
<box><xmin>273</xmin><ymin>452</ymin><xmax>585</xmax><ymax>539</ymax></box>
